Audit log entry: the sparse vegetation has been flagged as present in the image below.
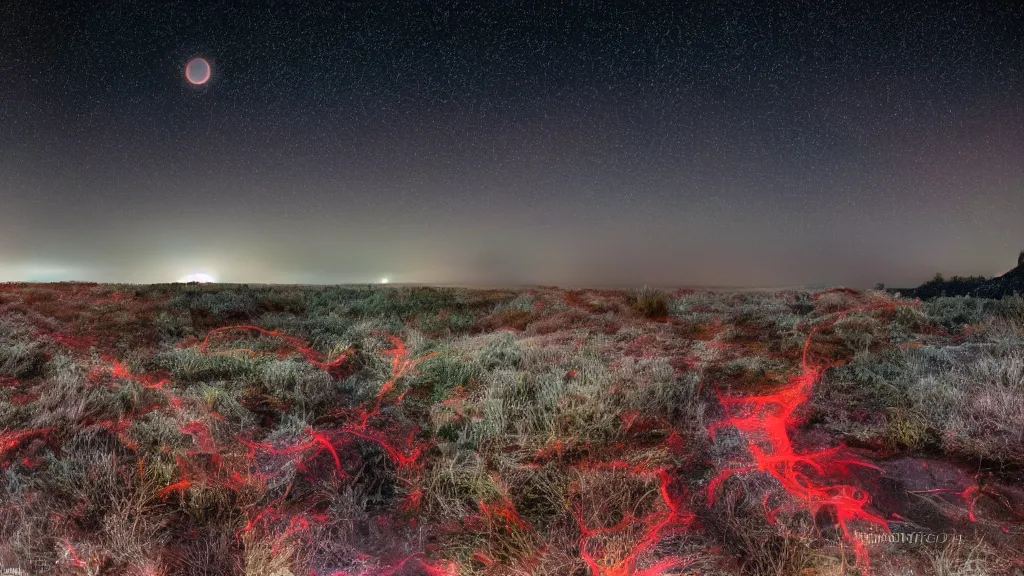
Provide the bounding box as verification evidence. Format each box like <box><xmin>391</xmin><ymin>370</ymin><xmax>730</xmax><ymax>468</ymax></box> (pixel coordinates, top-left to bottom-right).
<box><xmin>630</xmin><ymin>286</ymin><xmax>670</xmax><ymax>319</ymax></box>
<box><xmin>0</xmin><ymin>281</ymin><xmax>1022</xmax><ymax>575</ymax></box>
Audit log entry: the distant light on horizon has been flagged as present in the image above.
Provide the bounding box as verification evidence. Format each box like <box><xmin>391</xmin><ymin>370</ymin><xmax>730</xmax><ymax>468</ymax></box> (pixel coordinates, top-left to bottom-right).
<box><xmin>380</xmin><ymin>277</ymin><xmax>389</xmax><ymax>284</ymax></box>
<box><xmin>179</xmin><ymin>272</ymin><xmax>217</xmax><ymax>283</ymax></box>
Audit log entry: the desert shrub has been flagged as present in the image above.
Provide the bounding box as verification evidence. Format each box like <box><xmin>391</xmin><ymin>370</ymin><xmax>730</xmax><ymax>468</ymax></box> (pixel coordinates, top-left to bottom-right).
<box><xmin>924</xmin><ymin>296</ymin><xmax>993</xmax><ymax>333</ymax></box>
<box><xmin>129</xmin><ymin>412</ymin><xmax>193</xmax><ymax>457</ymax></box>
<box><xmin>712</xmin><ymin>355</ymin><xmax>792</xmax><ymax>390</ymax></box>
<box><xmin>421</xmin><ymin>447</ymin><xmax>491</xmax><ymax>519</ymax></box>
<box><xmin>630</xmin><ymin>286</ymin><xmax>670</xmax><ymax>319</ymax></box>
<box><xmin>259</xmin><ymin>359</ymin><xmax>336</xmax><ymax>409</ymax></box>
<box><xmin>0</xmin><ymin>395</ymin><xmax>33</xmax><ymax>430</ymax></box>
<box><xmin>256</xmin><ymin>311</ymin><xmax>306</xmax><ymax>333</ymax></box>
<box><xmin>0</xmin><ymin>340</ymin><xmax>47</xmax><ymax>379</ymax></box>
<box><xmin>989</xmin><ymin>294</ymin><xmax>1024</xmax><ymax>323</ymax></box>
<box><xmin>345</xmin><ymin>287</ymin><xmax>463</xmax><ymax>321</ymax></box>
<box><xmin>153</xmin><ymin>310</ymin><xmax>191</xmax><ymax>341</ymax></box>
<box><xmin>298</xmin><ymin>313</ymin><xmax>357</xmax><ymax>355</ymax></box>
<box><xmin>809</xmin><ymin>348</ymin><xmax>914</xmax><ymax>443</ymax></box>
<box><xmin>255</xmin><ymin>287</ymin><xmax>307</xmax><ymax>314</ymax></box>
<box><xmin>418</xmin><ymin>310</ymin><xmax>476</xmax><ymax>337</ymax></box>
<box><xmin>155</xmin><ymin>347</ymin><xmax>257</xmax><ymax>383</ymax></box>
<box><xmin>830</xmin><ymin>313</ymin><xmax>882</xmax><ymax>354</ymax></box>
<box><xmin>701</xmin><ymin>473</ymin><xmax>822</xmax><ymax>575</ymax></box>
<box><xmin>172</xmin><ymin>530</ymin><xmax>243</xmax><ymax>576</ymax></box>
<box><xmin>728</xmin><ymin>298</ymin><xmax>796</xmax><ymax>333</ymax></box>
<box><xmin>190</xmin><ymin>383</ymin><xmax>256</xmax><ymax>428</ymax></box>
<box><xmin>890</xmin><ymin>304</ymin><xmax>930</xmax><ymax>336</ymax></box>
<box><xmin>124</xmin><ymin>282</ymin><xmax>181</xmax><ymax>299</ymax></box>
<box><xmin>490</xmin><ymin>293</ymin><xmax>536</xmax><ymax>320</ymax></box>
<box><xmin>919</xmin><ymin>535</ymin><xmax>1013</xmax><ymax>576</ymax></box>
<box><xmin>2</xmin><ymin>446</ymin><xmax>172</xmax><ymax>573</ymax></box>
<box><xmin>0</xmin><ymin>313</ymin><xmax>49</xmax><ymax>379</ymax></box>
<box><xmin>907</xmin><ymin>346</ymin><xmax>1024</xmax><ymax>466</ymax></box>
<box><xmin>171</xmin><ymin>289</ymin><xmax>261</xmax><ymax>321</ymax></box>
<box><xmin>885</xmin><ymin>406</ymin><xmax>929</xmax><ymax>449</ymax></box>
<box><xmin>669</xmin><ymin>290</ymin><xmax>734</xmax><ymax>317</ymax></box>
<box><xmin>788</xmin><ymin>291</ymin><xmax>816</xmax><ymax>315</ymax></box>
<box><xmin>418</xmin><ymin>354</ymin><xmax>482</xmax><ymax>403</ymax></box>
<box><xmin>479</xmin><ymin>332</ymin><xmax>523</xmax><ymax>371</ymax></box>
<box><xmin>813</xmin><ymin>289</ymin><xmax>860</xmax><ymax>315</ymax></box>
<box><xmin>303</xmin><ymin>286</ymin><xmax>374</xmax><ymax>316</ymax></box>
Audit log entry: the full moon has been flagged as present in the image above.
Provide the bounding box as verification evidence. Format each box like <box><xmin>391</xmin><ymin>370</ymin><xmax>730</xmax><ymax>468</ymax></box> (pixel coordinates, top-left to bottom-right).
<box><xmin>185</xmin><ymin>58</ymin><xmax>211</xmax><ymax>85</ymax></box>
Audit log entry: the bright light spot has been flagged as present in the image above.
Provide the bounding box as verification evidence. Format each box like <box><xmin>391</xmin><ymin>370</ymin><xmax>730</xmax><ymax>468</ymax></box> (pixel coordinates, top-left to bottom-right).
<box><xmin>179</xmin><ymin>273</ymin><xmax>216</xmax><ymax>283</ymax></box>
<box><xmin>380</xmin><ymin>277</ymin><xmax>389</xmax><ymax>284</ymax></box>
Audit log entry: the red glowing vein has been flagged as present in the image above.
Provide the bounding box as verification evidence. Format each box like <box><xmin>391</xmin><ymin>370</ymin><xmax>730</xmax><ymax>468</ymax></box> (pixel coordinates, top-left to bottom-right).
<box><xmin>707</xmin><ymin>299</ymin><xmax>917</xmax><ymax>571</ymax></box>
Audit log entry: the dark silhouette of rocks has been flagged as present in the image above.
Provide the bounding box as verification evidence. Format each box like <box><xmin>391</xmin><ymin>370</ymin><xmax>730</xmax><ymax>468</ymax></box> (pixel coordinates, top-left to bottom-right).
<box><xmin>890</xmin><ymin>252</ymin><xmax>1024</xmax><ymax>300</ymax></box>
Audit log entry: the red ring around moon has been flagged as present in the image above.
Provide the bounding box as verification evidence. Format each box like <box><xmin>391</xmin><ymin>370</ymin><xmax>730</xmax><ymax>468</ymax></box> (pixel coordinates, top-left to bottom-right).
<box><xmin>185</xmin><ymin>58</ymin><xmax>211</xmax><ymax>85</ymax></box>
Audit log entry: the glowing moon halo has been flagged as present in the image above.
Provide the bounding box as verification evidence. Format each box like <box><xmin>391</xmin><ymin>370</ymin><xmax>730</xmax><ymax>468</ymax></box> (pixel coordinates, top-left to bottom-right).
<box><xmin>185</xmin><ymin>58</ymin><xmax>211</xmax><ymax>85</ymax></box>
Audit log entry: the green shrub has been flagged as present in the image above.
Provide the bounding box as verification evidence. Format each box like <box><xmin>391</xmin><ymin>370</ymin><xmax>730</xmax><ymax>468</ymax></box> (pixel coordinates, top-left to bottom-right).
<box><xmin>924</xmin><ymin>296</ymin><xmax>992</xmax><ymax>332</ymax></box>
<box><xmin>419</xmin><ymin>355</ymin><xmax>482</xmax><ymax>403</ymax></box>
<box><xmin>418</xmin><ymin>311</ymin><xmax>476</xmax><ymax>337</ymax></box>
<box><xmin>155</xmin><ymin>347</ymin><xmax>256</xmax><ymax>383</ymax></box>
<box><xmin>479</xmin><ymin>332</ymin><xmax>523</xmax><ymax>371</ymax></box>
<box><xmin>990</xmin><ymin>294</ymin><xmax>1024</xmax><ymax>323</ymax></box>
<box><xmin>170</xmin><ymin>288</ymin><xmax>260</xmax><ymax>321</ymax></box>
<box><xmin>259</xmin><ymin>359</ymin><xmax>335</xmax><ymax>409</ymax></box>
<box><xmin>493</xmin><ymin>293</ymin><xmax>536</xmax><ymax>315</ymax></box>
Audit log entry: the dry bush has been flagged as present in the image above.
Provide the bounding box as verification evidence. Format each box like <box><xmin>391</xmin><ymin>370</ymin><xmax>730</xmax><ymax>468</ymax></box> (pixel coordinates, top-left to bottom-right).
<box><xmin>920</xmin><ymin>537</ymin><xmax>1015</xmax><ymax>576</ymax></box>
<box><xmin>702</xmin><ymin>473</ymin><xmax>829</xmax><ymax>575</ymax></box>
<box><xmin>630</xmin><ymin>286</ymin><xmax>670</xmax><ymax>319</ymax></box>
<box><xmin>240</xmin><ymin>531</ymin><xmax>297</xmax><ymax>576</ymax></box>
<box><xmin>906</xmin><ymin>346</ymin><xmax>1024</xmax><ymax>466</ymax></box>
<box><xmin>813</xmin><ymin>290</ymin><xmax>861</xmax><ymax>315</ymax></box>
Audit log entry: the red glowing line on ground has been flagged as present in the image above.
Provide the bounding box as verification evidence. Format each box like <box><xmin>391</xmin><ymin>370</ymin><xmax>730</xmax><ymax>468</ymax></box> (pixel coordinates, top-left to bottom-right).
<box><xmin>309</xmin><ymin>428</ymin><xmax>346</xmax><ymax>478</ymax></box>
<box><xmin>157</xmin><ymin>480</ymin><xmax>193</xmax><ymax>500</ymax></box>
<box><xmin>315</xmin><ymin>554</ymin><xmax>457</xmax><ymax>576</ymax></box>
<box><xmin>63</xmin><ymin>538</ymin><xmax>88</xmax><ymax>569</ymax></box>
<box><xmin>180</xmin><ymin>421</ymin><xmax>217</xmax><ymax>453</ymax></box>
<box><xmin>343</xmin><ymin>427</ymin><xmax>422</xmax><ymax>469</ymax></box>
<box><xmin>100</xmin><ymin>356</ymin><xmax>172</xmax><ymax>390</ymax></box>
<box><xmin>0</xmin><ymin>428</ymin><xmax>51</xmax><ymax>461</ymax></box>
<box><xmin>910</xmin><ymin>477</ymin><xmax>1024</xmax><ymax>524</ymax></box>
<box><xmin>240</xmin><ymin>428</ymin><xmax>349</xmax><ymax>481</ymax></box>
<box><xmin>471</xmin><ymin>552</ymin><xmax>495</xmax><ymax>566</ymax></box>
<box><xmin>199</xmin><ymin>325</ymin><xmax>356</xmax><ymax>371</ymax></box>
<box><xmin>573</xmin><ymin>468</ymin><xmax>696</xmax><ymax>576</ymax></box>
<box><xmin>236</xmin><ymin>495</ymin><xmax>287</xmax><ymax>541</ymax></box>
<box><xmin>707</xmin><ymin>298</ymin><xmax>919</xmax><ymax>572</ymax></box>
<box><xmin>479</xmin><ymin>495</ymin><xmax>531</xmax><ymax>533</ymax></box>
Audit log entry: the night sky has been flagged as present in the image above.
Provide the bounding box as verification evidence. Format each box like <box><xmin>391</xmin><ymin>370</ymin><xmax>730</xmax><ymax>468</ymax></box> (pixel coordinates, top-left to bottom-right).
<box><xmin>2</xmin><ymin>1</ymin><xmax>1022</xmax><ymax>288</ymax></box>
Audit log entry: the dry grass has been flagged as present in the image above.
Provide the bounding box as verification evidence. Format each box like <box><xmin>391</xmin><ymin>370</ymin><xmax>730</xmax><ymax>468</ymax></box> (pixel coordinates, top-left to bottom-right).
<box><xmin>1</xmin><ymin>283</ymin><xmax>1023</xmax><ymax>574</ymax></box>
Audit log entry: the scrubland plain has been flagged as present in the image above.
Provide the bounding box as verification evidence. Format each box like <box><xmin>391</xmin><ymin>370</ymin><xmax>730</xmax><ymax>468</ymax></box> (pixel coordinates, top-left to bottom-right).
<box><xmin>0</xmin><ymin>283</ymin><xmax>1022</xmax><ymax>576</ymax></box>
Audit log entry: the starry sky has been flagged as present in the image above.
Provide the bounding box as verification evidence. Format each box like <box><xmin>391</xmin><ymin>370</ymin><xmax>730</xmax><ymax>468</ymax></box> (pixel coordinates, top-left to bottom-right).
<box><xmin>2</xmin><ymin>1</ymin><xmax>1022</xmax><ymax>288</ymax></box>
